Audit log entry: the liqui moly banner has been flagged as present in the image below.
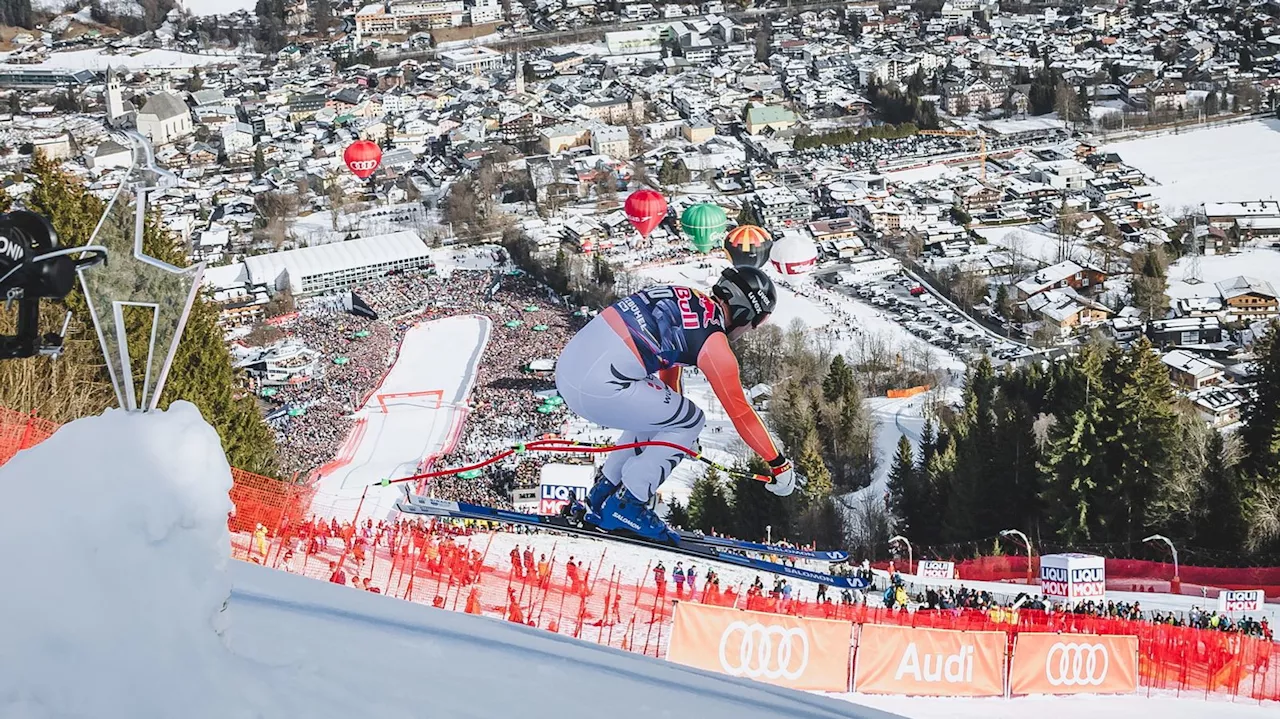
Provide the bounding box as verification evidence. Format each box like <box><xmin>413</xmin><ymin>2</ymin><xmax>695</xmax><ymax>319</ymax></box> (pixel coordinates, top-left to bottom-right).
<box><xmin>853</xmin><ymin>624</ymin><xmax>1006</xmax><ymax>697</ymax></box>
<box><xmin>918</xmin><ymin>561</ymin><xmax>955</xmax><ymax>579</ymax></box>
<box><xmin>1218</xmin><ymin>589</ymin><xmax>1266</xmax><ymax>614</ymax></box>
<box><xmin>537</xmin><ymin>463</ymin><xmax>595</xmax><ymax>516</ymax></box>
<box><xmin>1039</xmin><ymin>553</ymin><xmax>1106</xmax><ymax>603</ymax></box>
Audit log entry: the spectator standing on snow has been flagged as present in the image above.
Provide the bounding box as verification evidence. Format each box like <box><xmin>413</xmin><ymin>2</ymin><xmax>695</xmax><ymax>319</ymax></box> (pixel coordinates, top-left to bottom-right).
<box><xmin>673</xmin><ymin>562</ymin><xmax>685</xmax><ymax>598</ymax></box>
<box><xmin>510</xmin><ymin>547</ymin><xmax>524</xmax><ymax>579</ymax></box>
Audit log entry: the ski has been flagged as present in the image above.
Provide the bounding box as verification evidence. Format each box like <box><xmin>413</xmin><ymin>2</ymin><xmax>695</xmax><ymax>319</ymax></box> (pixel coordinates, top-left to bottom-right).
<box><xmin>675</xmin><ymin>533</ymin><xmax>849</xmax><ymax>563</ymax></box>
<box><xmin>395</xmin><ymin>490</ymin><xmax>869</xmax><ymax>590</ymax></box>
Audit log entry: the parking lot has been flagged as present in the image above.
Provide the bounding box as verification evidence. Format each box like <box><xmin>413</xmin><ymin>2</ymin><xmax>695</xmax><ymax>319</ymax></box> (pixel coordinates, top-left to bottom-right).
<box><xmin>815</xmin><ymin>264</ymin><xmax>1032</xmax><ymax>365</ymax></box>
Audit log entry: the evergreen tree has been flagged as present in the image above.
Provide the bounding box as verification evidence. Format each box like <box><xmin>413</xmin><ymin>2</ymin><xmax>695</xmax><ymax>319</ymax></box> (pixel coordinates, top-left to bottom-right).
<box><xmin>665</xmin><ymin>499</ymin><xmax>690</xmax><ymax>529</ymax></box>
<box><xmin>1205</xmin><ymin>89</ymin><xmax>1220</xmax><ymax>116</ymax></box>
<box><xmin>1098</xmin><ymin>339</ymin><xmax>1182</xmax><ymax>543</ymax></box>
<box><xmin>732</xmin><ymin>456</ymin><xmax>792</xmax><ymax>542</ymax></box>
<box><xmin>795</xmin><ymin>496</ymin><xmax>846</xmax><ymax>552</ymax></box>
<box><xmin>253</xmin><ymin>146</ymin><xmax>266</xmax><ymax>178</ymax></box>
<box><xmin>823</xmin><ymin>354</ymin><xmax>855</xmax><ymax>403</ymax></box>
<box><xmin>918</xmin><ymin>431</ymin><xmax>955</xmax><ymax>545</ymax></box>
<box><xmin>687</xmin><ymin>467</ymin><xmax>734</xmax><ymax>535</ymax></box>
<box><xmin>4</xmin><ymin>155</ymin><xmax>279</xmax><ymax>475</ymax></box>
<box><xmin>886</xmin><ymin>435</ymin><xmax>916</xmax><ymax>535</ymax></box>
<box><xmin>917</xmin><ymin>420</ymin><xmax>936</xmax><ymax>471</ymax></box>
<box><xmin>1239</xmin><ymin>322</ymin><xmax>1280</xmax><ymax>478</ymax></box>
<box><xmin>995</xmin><ymin>283</ymin><xmax>1012</xmax><ymax>318</ymax></box>
<box><xmin>1193</xmin><ymin>431</ymin><xmax>1246</xmax><ymax>551</ymax></box>
<box><xmin>1040</xmin><ymin>402</ymin><xmax>1107</xmax><ymax>543</ymax></box>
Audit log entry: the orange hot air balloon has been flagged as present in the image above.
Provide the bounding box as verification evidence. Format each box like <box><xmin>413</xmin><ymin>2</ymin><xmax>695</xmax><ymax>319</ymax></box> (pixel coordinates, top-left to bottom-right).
<box><xmin>344</xmin><ymin>139</ymin><xmax>382</xmax><ymax>179</ymax></box>
<box><xmin>624</xmin><ymin>189</ymin><xmax>668</xmax><ymax>238</ymax></box>
<box><xmin>724</xmin><ymin>224</ymin><xmax>773</xmax><ymax>268</ymax></box>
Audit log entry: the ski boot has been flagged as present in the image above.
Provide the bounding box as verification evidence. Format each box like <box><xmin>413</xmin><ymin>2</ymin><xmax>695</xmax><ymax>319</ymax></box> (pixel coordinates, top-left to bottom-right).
<box><xmin>590</xmin><ymin>484</ymin><xmax>677</xmax><ymax>544</ymax></box>
<box><xmin>561</xmin><ymin>474</ymin><xmax>618</xmax><ymax>524</ymax></box>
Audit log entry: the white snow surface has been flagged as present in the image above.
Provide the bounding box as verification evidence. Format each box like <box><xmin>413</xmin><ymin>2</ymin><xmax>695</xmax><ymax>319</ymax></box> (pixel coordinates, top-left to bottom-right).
<box><xmin>0</xmin><ymin>402</ymin><xmax>248</xmax><ymax>719</ymax></box>
<box><xmin>0</xmin><ymin>399</ymin><xmax>894</xmax><ymax>719</ymax></box>
<box><xmin>1167</xmin><ymin>246</ymin><xmax>1280</xmax><ymax>301</ymax></box>
<box><xmin>179</xmin><ymin>0</ymin><xmax>258</xmax><ymax>15</ymax></box>
<box><xmin>3</xmin><ymin>399</ymin><xmax>1273</xmax><ymax>718</ymax></box>
<box><xmin>1102</xmin><ymin>119</ymin><xmax>1280</xmax><ymax>211</ymax></box>
<box><xmin>0</xmin><ymin>48</ymin><xmax>240</xmax><ymax>72</ymax></box>
<box><xmin>313</xmin><ymin>314</ymin><xmax>489</xmax><ymax>520</ymax></box>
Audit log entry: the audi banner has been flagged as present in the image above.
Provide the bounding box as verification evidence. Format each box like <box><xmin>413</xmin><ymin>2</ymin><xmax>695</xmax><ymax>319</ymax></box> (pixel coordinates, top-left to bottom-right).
<box><xmin>666</xmin><ymin>602</ymin><xmax>853</xmax><ymax>691</ymax></box>
<box><xmin>1009</xmin><ymin>633</ymin><xmax>1138</xmax><ymax>696</ymax></box>
<box><xmin>852</xmin><ymin>623</ymin><xmax>1006</xmax><ymax>697</ymax></box>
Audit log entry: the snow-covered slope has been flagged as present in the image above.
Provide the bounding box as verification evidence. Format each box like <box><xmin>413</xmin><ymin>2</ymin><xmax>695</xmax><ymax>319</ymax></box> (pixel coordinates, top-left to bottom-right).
<box><xmin>230</xmin><ymin>562</ymin><xmax>892</xmax><ymax>719</ymax></box>
<box><xmin>0</xmin><ymin>402</ymin><xmax>894</xmax><ymax>719</ymax></box>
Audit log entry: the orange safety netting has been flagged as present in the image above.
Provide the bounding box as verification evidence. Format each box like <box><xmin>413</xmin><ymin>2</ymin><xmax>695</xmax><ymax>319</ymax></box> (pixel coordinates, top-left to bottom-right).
<box><xmin>2</xmin><ymin>405</ymin><xmax>1278</xmax><ymax>701</ymax></box>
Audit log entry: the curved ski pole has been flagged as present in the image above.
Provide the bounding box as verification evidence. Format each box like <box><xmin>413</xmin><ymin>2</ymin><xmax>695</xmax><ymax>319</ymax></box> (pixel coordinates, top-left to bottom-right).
<box><xmin>373</xmin><ymin>438</ymin><xmax>772</xmax><ymax>488</ymax></box>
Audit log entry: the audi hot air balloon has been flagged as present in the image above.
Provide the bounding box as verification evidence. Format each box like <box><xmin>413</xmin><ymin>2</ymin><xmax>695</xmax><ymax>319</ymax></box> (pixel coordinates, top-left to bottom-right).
<box><xmin>724</xmin><ymin>224</ymin><xmax>773</xmax><ymax>268</ymax></box>
<box><xmin>679</xmin><ymin>203</ymin><xmax>728</xmax><ymax>254</ymax></box>
<box><xmin>624</xmin><ymin>189</ymin><xmax>668</xmax><ymax>238</ymax></box>
<box><xmin>344</xmin><ymin>139</ymin><xmax>382</xmax><ymax>179</ymax></box>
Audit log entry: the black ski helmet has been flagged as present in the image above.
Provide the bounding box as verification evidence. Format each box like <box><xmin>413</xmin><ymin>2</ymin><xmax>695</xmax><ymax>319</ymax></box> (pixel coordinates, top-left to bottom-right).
<box><xmin>712</xmin><ymin>265</ymin><xmax>777</xmax><ymax>331</ymax></box>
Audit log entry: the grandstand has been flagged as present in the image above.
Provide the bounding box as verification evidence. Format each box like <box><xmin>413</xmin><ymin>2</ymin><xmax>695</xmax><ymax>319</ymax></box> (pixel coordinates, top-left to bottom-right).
<box><xmin>238</xmin><ymin>231</ymin><xmax>434</xmax><ymax>296</ymax></box>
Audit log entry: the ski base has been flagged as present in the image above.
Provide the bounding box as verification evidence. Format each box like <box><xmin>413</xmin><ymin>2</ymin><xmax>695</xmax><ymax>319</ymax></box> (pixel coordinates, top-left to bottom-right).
<box><xmin>395</xmin><ymin>490</ymin><xmax>868</xmax><ymax>591</ymax></box>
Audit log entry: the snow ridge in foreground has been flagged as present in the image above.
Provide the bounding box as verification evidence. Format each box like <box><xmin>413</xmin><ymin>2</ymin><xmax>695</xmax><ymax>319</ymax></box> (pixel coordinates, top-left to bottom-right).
<box><xmin>0</xmin><ymin>403</ymin><xmax>890</xmax><ymax>719</ymax></box>
<box><xmin>0</xmin><ymin>402</ymin><xmax>249</xmax><ymax>718</ymax></box>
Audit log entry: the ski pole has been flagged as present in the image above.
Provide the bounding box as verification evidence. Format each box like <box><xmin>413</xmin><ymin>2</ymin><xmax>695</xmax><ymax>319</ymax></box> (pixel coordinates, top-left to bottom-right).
<box><xmin>372</xmin><ymin>438</ymin><xmax>772</xmax><ymax>487</ymax></box>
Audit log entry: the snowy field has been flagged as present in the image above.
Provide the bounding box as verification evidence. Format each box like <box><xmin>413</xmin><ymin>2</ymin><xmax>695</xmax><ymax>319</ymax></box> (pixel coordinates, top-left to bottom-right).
<box><xmin>978</xmin><ymin>224</ymin><xmax>1075</xmax><ymax>265</ymax></box>
<box><xmin>312</xmin><ymin>315</ymin><xmax>490</xmax><ymax>521</ymax></box>
<box><xmin>179</xmin><ymin>0</ymin><xmax>258</xmax><ymax>15</ymax></box>
<box><xmin>0</xmin><ymin>48</ymin><xmax>242</xmax><ymax>72</ymax></box>
<box><xmin>1102</xmin><ymin>119</ymin><xmax>1280</xmax><ymax>211</ymax></box>
<box><xmin>1167</xmin><ymin>245</ymin><xmax>1280</xmax><ymax>301</ymax></box>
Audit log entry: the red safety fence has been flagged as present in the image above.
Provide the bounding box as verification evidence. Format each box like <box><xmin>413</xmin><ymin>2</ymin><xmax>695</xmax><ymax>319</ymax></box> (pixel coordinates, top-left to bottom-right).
<box><xmin>2</xmin><ymin>405</ymin><xmax>1279</xmax><ymax>703</ymax></box>
<box><xmin>938</xmin><ymin>555</ymin><xmax>1280</xmax><ymax>599</ymax></box>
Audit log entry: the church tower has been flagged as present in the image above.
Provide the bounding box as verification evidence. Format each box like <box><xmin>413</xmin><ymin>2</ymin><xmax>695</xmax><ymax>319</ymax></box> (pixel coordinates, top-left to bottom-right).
<box><xmin>105</xmin><ymin>66</ymin><xmax>126</xmax><ymax>126</ymax></box>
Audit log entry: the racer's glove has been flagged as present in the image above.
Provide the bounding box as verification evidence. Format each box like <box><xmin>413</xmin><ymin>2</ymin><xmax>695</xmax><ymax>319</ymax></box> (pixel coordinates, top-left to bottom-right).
<box><xmin>766</xmin><ymin>455</ymin><xmax>806</xmax><ymax>497</ymax></box>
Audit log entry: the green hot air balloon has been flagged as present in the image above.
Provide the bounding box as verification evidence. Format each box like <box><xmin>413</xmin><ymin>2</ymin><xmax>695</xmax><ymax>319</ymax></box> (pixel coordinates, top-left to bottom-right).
<box><xmin>680</xmin><ymin>203</ymin><xmax>728</xmax><ymax>254</ymax></box>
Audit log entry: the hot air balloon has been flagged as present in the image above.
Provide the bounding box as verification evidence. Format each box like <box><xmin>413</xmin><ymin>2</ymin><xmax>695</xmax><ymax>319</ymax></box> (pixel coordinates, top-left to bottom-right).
<box><xmin>624</xmin><ymin>189</ymin><xmax>668</xmax><ymax>238</ymax></box>
<box><xmin>344</xmin><ymin>139</ymin><xmax>382</xmax><ymax>179</ymax></box>
<box><xmin>680</xmin><ymin>203</ymin><xmax>728</xmax><ymax>254</ymax></box>
<box><xmin>724</xmin><ymin>224</ymin><xmax>773</xmax><ymax>268</ymax></box>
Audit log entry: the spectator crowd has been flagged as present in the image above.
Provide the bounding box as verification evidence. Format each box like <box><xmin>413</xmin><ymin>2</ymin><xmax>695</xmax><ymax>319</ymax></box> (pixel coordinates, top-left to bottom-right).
<box><xmin>246</xmin><ymin>262</ymin><xmax>588</xmax><ymax>503</ymax></box>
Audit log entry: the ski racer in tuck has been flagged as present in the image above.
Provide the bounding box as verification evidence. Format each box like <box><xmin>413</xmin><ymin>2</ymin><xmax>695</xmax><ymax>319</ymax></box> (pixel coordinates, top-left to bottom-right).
<box><xmin>555</xmin><ymin>266</ymin><xmax>805</xmax><ymax>542</ymax></box>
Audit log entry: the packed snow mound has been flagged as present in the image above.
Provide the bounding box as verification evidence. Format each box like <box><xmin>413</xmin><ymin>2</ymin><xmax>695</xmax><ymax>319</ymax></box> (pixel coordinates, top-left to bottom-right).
<box><xmin>0</xmin><ymin>402</ymin><xmax>250</xmax><ymax>719</ymax></box>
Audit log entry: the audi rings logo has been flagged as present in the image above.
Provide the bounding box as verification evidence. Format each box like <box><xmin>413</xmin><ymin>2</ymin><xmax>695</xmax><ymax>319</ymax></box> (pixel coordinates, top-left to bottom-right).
<box><xmin>1045</xmin><ymin>642</ymin><xmax>1109</xmax><ymax>686</ymax></box>
<box><xmin>349</xmin><ymin>159</ymin><xmax>379</xmax><ymax>171</ymax></box>
<box><xmin>718</xmin><ymin>621</ymin><xmax>810</xmax><ymax>680</ymax></box>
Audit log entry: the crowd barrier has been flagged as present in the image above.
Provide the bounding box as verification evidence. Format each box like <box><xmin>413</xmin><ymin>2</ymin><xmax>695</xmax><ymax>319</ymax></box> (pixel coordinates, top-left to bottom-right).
<box><xmin>667</xmin><ymin>602</ymin><xmax>1268</xmax><ymax>700</ymax></box>
<box><xmin>2</xmin><ymin>406</ymin><xmax>1278</xmax><ymax>703</ymax></box>
<box><xmin>938</xmin><ymin>555</ymin><xmax>1280</xmax><ymax>598</ymax></box>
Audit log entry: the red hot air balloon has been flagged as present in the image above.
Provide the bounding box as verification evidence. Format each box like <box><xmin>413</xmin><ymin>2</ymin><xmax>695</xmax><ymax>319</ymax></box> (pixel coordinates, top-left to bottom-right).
<box><xmin>344</xmin><ymin>140</ymin><xmax>382</xmax><ymax>179</ymax></box>
<box><xmin>624</xmin><ymin>189</ymin><xmax>668</xmax><ymax>238</ymax></box>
